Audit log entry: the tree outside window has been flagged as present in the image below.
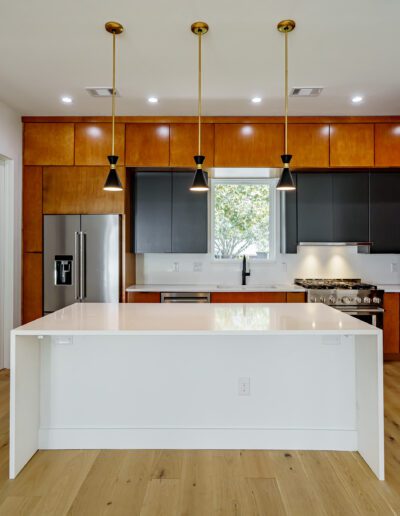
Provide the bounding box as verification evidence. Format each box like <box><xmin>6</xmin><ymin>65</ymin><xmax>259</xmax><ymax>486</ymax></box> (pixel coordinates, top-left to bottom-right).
<box><xmin>212</xmin><ymin>180</ymin><xmax>275</xmax><ymax>260</ymax></box>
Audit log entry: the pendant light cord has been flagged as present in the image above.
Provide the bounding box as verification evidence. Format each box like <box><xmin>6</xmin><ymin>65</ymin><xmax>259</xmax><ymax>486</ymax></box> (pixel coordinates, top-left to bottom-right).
<box><xmin>198</xmin><ymin>31</ymin><xmax>202</xmax><ymax>156</ymax></box>
<box><xmin>284</xmin><ymin>31</ymin><xmax>288</xmax><ymax>156</ymax></box>
<box><xmin>112</xmin><ymin>31</ymin><xmax>116</xmax><ymax>156</ymax></box>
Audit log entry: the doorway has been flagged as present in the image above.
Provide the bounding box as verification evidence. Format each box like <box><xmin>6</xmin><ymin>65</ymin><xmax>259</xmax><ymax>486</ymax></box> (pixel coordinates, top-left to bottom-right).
<box><xmin>0</xmin><ymin>156</ymin><xmax>15</xmax><ymax>369</ymax></box>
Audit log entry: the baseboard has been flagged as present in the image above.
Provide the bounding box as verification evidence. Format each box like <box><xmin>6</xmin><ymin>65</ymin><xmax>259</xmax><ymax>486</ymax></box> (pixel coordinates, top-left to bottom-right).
<box><xmin>39</xmin><ymin>427</ymin><xmax>358</xmax><ymax>451</ymax></box>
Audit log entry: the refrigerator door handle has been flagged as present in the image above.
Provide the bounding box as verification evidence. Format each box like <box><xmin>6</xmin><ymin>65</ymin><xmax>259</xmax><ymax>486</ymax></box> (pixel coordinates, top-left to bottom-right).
<box><xmin>74</xmin><ymin>231</ymin><xmax>80</xmax><ymax>300</ymax></box>
<box><xmin>80</xmin><ymin>232</ymin><xmax>87</xmax><ymax>300</ymax></box>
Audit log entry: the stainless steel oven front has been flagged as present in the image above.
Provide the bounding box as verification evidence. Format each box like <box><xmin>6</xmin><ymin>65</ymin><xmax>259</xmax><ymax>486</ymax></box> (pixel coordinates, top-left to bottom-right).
<box><xmin>335</xmin><ymin>307</ymin><xmax>384</xmax><ymax>328</ymax></box>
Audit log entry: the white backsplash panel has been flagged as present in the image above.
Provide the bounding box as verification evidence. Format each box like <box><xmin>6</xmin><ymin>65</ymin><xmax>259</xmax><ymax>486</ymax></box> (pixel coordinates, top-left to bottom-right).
<box><xmin>136</xmin><ymin>246</ymin><xmax>400</xmax><ymax>286</ymax></box>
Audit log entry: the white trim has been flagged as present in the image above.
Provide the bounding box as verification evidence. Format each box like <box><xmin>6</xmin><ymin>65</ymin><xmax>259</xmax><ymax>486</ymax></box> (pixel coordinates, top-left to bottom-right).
<box><xmin>210</xmin><ymin>178</ymin><xmax>277</xmax><ymax>262</ymax></box>
<box><xmin>38</xmin><ymin>428</ymin><xmax>358</xmax><ymax>452</ymax></box>
<box><xmin>0</xmin><ymin>157</ymin><xmax>14</xmax><ymax>369</ymax></box>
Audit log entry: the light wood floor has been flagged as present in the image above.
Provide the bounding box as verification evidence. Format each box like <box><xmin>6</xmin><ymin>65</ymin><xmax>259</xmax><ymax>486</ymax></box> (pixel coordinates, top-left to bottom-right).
<box><xmin>1</xmin><ymin>365</ymin><xmax>400</xmax><ymax>515</ymax></box>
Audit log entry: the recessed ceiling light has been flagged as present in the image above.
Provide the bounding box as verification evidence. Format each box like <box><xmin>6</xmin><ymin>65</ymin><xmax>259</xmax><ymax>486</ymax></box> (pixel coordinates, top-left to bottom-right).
<box><xmin>251</xmin><ymin>97</ymin><xmax>262</xmax><ymax>103</ymax></box>
<box><xmin>148</xmin><ymin>97</ymin><xmax>158</xmax><ymax>103</ymax></box>
<box><xmin>352</xmin><ymin>95</ymin><xmax>363</xmax><ymax>104</ymax></box>
<box><xmin>61</xmin><ymin>96</ymin><xmax>73</xmax><ymax>104</ymax></box>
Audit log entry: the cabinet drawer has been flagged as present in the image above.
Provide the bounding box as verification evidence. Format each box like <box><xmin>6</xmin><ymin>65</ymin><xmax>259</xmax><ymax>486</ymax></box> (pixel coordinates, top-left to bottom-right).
<box><xmin>126</xmin><ymin>292</ymin><xmax>161</xmax><ymax>303</ymax></box>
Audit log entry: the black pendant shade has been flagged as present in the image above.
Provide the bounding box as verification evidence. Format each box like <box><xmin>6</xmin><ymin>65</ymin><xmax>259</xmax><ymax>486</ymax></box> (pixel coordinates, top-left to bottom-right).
<box><xmin>190</xmin><ymin>156</ymin><xmax>209</xmax><ymax>191</ymax></box>
<box><xmin>104</xmin><ymin>155</ymin><xmax>123</xmax><ymax>191</ymax></box>
<box><xmin>276</xmin><ymin>154</ymin><xmax>295</xmax><ymax>191</ymax></box>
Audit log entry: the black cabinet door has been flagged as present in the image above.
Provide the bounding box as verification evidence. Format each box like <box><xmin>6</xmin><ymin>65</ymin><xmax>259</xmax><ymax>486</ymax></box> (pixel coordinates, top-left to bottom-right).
<box><xmin>370</xmin><ymin>171</ymin><xmax>400</xmax><ymax>253</ymax></box>
<box><xmin>332</xmin><ymin>172</ymin><xmax>369</xmax><ymax>242</ymax></box>
<box><xmin>134</xmin><ymin>171</ymin><xmax>172</xmax><ymax>253</ymax></box>
<box><xmin>281</xmin><ymin>174</ymin><xmax>297</xmax><ymax>254</ymax></box>
<box><xmin>297</xmin><ymin>173</ymin><xmax>333</xmax><ymax>242</ymax></box>
<box><xmin>172</xmin><ymin>172</ymin><xmax>208</xmax><ymax>253</ymax></box>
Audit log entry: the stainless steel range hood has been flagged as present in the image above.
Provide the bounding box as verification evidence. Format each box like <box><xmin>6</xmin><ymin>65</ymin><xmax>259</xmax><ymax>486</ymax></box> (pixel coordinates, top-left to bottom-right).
<box><xmin>298</xmin><ymin>242</ymin><xmax>372</xmax><ymax>253</ymax></box>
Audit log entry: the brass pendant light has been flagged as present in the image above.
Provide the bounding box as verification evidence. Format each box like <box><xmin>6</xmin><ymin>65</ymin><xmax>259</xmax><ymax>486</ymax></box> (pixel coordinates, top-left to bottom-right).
<box><xmin>190</xmin><ymin>21</ymin><xmax>209</xmax><ymax>192</ymax></box>
<box><xmin>276</xmin><ymin>20</ymin><xmax>296</xmax><ymax>191</ymax></box>
<box><xmin>104</xmin><ymin>21</ymin><xmax>124</xmax><ymax>191</ymax></box>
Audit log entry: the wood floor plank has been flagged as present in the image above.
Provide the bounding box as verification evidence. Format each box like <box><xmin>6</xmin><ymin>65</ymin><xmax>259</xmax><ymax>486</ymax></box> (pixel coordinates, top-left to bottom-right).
<box><xmin>327</xmin><ymin>451</ymin><xmax>396</xmax><ymax>515</ymax></box>
<box><xmin>150</xmin><ymin>449</ymin><xmax>184</xmax><ymax>480</ymax></box>
<box><xmin>298</xmin><ymin>451</ymin><xmax>363</xmax><ymax>515</ymax></box>
<box><xmin>244</xmin><ymin>477</ymin><xmax>287</xmax><ymax>516</ymax></box>
<box><xmin>140</xmin><ymin>478</ymin><xmax>180</xmax><ymax>516</ymax></box>
<box><xmin>265</xmin><ymin>450</ymin><xmax>329</xmax><ymax>516</ymax></box>
<box><xmin>0</xmin><ymin>495</ymin><xmax>41</xmax><ymax>514</ymax></box>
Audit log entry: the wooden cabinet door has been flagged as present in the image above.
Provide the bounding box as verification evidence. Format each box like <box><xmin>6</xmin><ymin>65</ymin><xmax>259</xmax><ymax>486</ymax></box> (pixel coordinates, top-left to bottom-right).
<box><xmin>287</xmin><ymin>292</ymin><xmax>306</xmax><ymax>303</ymax></box>
<box><xmin>288</xmin><ymin>124</ymin><xmax>329</xmax><ymax>168</ymax></box>
<box><xmin>23</xmin><ymin>166</ymin><xmax>42</xmax><ymax>252</ymax></box>
<box><xmin>43</xmin><ymin>166</ymin><xmax>125</xmax><ymax>214</ymax></box>
<box><xmin>170</xmin><ymin>124</ymin><xmax>214</xmax><ymax>167</ymax></box>
<box><xmin>375</xmin><ymin>124</ymin><xmax>400</xmax><ymax>167</ymax></box>
<box><xmin>210</xmin><ymin>292</ymin><xmax>286</xmax><ymax>303</ymax></box>
<box><xmin>383</xmin><ymin>293</ymin><xmax>400</xmax><ymax>355</ymax></box>
<box><xmin>214</xmin><ymin>124</ymin><xmax>284</xmax><ymax>167</ymax></box>
<box><xmin>126</xmin><ymin>292</ymin><xmax>161</xmax><ymax>303</ymax></box>
<box><xmin>24</xmin><ymin>123</ymin><xmax>74</xmax><ymax>165</ymax></box>
<box><xmin>23</xmin><ymin>253</ymin><xmax>43</xmax><ymax>323</ymax></box>
<box><xmin>75</xmin><ymin>123</ymin><xmax>125</xmax><ymax>165</ymax></box>
<box><xmin>125</xmin><ymin>124</ymin><xmax>170</xmax><ymax>166</ymax></box>
<box><xmin>330</xmin><ymin>124</ymin><xmax>374</xmax><ymax>167</ymax></box>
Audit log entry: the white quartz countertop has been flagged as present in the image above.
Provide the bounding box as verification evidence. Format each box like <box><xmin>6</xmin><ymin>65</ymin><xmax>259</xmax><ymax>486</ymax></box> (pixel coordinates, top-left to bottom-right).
<box><xmin>14</xmin><ymin>302</ymin><xmax>379</xmax><ymax>336</ymax></box>
<box><xmin>377</xmin><ymin>284</ymin><xmax>400</xmax><ymax>293</ymax></box>
<box><xmin>126</xmin><ymin>284</ymin><xmax>306</xmax><ymax>293</ymax></box>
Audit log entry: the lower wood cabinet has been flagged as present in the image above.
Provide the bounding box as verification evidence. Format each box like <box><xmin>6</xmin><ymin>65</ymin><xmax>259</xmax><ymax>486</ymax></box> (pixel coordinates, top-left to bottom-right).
<box><xmin>383</xmin><ymin>293</ymin><xmax>400</xmax><ymax>357</ymax></box>
<box><xmin>127</xmin><ymin>292</ymin><xmax>161</xmax><ymax>303</ymax></box>
<box><xmin>287</xmin><ymin>292</ymin><xmax>306</xmax><ymax>303</ymax></box>
<box><xmin>23</xmin><ymin>253</ymin><xmax>43</xmax><ymax>323</ymax></box>
<box><xmin>210</xmin><ymin>292</ymin><xmax>286</xmax><ymax>303</ymax></box>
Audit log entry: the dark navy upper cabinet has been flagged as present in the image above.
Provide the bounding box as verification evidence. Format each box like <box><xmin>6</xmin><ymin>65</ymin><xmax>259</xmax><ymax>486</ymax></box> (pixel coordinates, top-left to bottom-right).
<box><xmin>370</xmin><ymin>171</ymin><xmax>400</xmax><ymax>253</ymax></box>
<box><xmin>133</xmin><ymin>170</ymin><xmax>208</xmax><ymax>253</ymax></box>
<box><xmin>332</xmin><ymin>172</ymin><xmax>369</xmax><ymax>242</ymax></box>
<box><xmin>134</xmin><ymin>171</ymin><xmax>172</xmax><ymax>253</ymax></box>
<box><xmin>172</xmin><ymin>172</ymin><xmax>208</xmax><ymax>253</ymax></box>
<box><xmin>297</xmin><ymin>172</ymin><xmax>334</xmax><ymax>243</ymax></box>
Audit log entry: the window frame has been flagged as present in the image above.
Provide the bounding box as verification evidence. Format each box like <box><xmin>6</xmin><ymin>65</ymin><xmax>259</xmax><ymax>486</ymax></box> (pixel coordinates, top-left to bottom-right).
<box><xmin>210</xmin><ymin>177</ymin><xmax>277</xmax><ymax>263</ymax></box>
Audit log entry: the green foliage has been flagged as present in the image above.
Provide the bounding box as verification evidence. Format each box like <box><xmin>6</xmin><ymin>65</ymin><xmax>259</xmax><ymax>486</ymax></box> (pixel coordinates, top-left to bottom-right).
<box><xmin>214</xmin><ymin>183</ymin><xmax>270</xmax><ymax>259</ymax></box>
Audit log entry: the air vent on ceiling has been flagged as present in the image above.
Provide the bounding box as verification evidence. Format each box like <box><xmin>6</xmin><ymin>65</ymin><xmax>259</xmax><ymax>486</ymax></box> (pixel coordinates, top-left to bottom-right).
<box><xmin>85</xmin><ymin>87</ymin><xmax>120</xmax><ymax>97</ymax></box>
<box><xmin>290</xmin><ymin>87</ymin><xmax>323</xmax><ymax>97</ymax></box>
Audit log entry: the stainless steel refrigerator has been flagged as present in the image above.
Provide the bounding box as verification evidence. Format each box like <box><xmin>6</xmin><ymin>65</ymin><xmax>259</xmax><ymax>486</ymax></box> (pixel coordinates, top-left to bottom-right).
<box><xmin>44</xmin><ymin>215</ymin><xmax>120</xmax><ymax>313</ymax></box>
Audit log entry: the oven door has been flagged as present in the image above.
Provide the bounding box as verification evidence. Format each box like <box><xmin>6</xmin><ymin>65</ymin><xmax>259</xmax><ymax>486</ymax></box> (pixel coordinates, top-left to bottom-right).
<box><xmin>336</xmin><ymin>307</ymin><xmax>384</xmax><ymax>328</ymax></box>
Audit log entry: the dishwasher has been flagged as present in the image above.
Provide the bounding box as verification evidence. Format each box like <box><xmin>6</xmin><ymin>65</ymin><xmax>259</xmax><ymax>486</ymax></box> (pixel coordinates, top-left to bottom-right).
<box><xmin>161</xmin><ymin>292</ymin><xmax>210</xmax><ymax>303</ymax></box>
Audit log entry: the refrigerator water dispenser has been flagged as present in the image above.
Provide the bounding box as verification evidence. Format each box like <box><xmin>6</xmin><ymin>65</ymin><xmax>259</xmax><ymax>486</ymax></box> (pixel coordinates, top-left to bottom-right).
<box><xmin>54</xmin><ymin>255</ymin><xmax>73</xmax><ymax>286</ymax></box>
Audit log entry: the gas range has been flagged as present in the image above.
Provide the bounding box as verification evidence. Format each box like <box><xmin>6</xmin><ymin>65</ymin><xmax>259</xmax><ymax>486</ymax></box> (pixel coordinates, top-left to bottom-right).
<box><xmin>294</xmin><ymin>279</ymin><xmax>384</xmax><ymax>313</ymax></box>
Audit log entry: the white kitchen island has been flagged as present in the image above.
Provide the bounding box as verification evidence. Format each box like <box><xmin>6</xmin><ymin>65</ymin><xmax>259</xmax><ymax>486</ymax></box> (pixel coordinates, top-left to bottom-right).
<box><xmin>10</xmin><ymin>302</ymin><xmax>384</xmax><ymax>479</ymax></box>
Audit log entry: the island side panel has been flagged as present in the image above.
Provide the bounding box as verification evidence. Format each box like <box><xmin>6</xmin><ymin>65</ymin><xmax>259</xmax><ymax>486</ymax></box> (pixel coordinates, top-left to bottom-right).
<box><xmin>38</xmin><ymin>333</ymin><xmax>357</xmax><ymax>451</ymax></box>
<box><xmin>9</xmin><ymin>334</ymin><xmax>41</xmax><ymax>479</ymax></box>
<box><xmin>355</xmin><ymin>333</ymin><xmax>385</xmax><ymax>480</ymax></box>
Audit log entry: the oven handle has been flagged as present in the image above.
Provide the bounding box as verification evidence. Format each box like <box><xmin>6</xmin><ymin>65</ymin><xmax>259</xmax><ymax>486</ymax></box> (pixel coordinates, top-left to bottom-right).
<box><xmin>337</xmin><ymin>308</ymin><xmax>384</xmax><ymax>315</ymax></box>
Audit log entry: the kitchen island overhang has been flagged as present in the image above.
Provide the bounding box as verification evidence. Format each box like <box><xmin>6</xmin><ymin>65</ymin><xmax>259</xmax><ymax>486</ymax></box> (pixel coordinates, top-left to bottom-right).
<box><xmin>10</xmin><ymin>302</ymin><xmax>384</xmax><ymax>480</ymax></box>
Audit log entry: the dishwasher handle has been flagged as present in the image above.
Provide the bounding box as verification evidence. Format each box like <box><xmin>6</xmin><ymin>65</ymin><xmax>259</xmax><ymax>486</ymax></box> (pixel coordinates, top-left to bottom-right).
<box><xmin>161</xmin><ymin>292</ymin><xmax>210</xmax><ymax>303</ymax></box>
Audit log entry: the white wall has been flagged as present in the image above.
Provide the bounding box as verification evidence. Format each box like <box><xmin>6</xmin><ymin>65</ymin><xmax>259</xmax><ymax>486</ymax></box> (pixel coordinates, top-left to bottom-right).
<box><xmin>136</xmin><ymin>191</ymin><xmax>400</xmax><ymax>287</ymax></box>
<box><xmin>0</xmin><ymin>100</ymin><xmax>22</xmax><ymax>344</ymax></box>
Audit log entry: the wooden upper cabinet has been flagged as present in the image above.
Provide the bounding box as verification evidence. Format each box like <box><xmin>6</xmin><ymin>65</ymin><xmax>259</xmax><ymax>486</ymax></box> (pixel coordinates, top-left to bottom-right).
<box><xmin>375</xmin><ymin>124</ymin><xmax>400</xmax><ymax>167</ymax></box>
<box><xmin>214</xmin><ymin>124</ymin><xmax>284</xmax><ymax>167</ymax></box>
<box><xmin>170</xmin><ymin>124</ymin><xmax>214</xmax><ymax>167</ymax></box>
<box><xmin>125</xmin><ymin>124</ymin><xmax>170</xmax><ymax>166</ymax></box>
<box><xmin>24</xmin><ymin>123</ymin><xmax>74</xmax><ymax>165</ymax></box>
<box><xmin>329</xmin><ymin>124</ymin><xmax>374</xmax><ymax>167</ymax></box>
<box><xmin>75</xmin><ymin>123</ymin><xmax>125</xmax><ymax>165</ymax></box>
<box><xmin>43</xmin><ymin>166</ymin><xmax>125</xmax><ymax>214</ymax></box>
<box><xmin>23</xmin><ymin>166</ymin><xmax>43</xmax><ymax>252</ymax></box>
<box><xmin>288</xmin><ymin>124</ymin><xmax>330</xmax><ymax>168</ymax></box>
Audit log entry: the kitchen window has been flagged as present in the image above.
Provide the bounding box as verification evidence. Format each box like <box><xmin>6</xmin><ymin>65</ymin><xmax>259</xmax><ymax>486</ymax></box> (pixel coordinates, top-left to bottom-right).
<box><xmin>211</xmin><ymin>179</ymin><xmax>276</xmax><ymax>261</ymax></box>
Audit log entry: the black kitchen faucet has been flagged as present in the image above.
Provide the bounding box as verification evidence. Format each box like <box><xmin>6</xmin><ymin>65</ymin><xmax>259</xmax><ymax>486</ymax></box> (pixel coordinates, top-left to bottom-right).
<box><xmin>242</xmin><ymin>255</ymin><xmax>251</xmax><ymax>285</ymax></box>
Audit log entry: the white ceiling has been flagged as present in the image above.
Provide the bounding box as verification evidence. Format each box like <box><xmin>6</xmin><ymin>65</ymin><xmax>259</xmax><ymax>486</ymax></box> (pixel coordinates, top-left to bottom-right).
<box><xmin>1</xmin><ymin>0</ymin><xmax>400</xmax><ymax>116</ymax></box>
